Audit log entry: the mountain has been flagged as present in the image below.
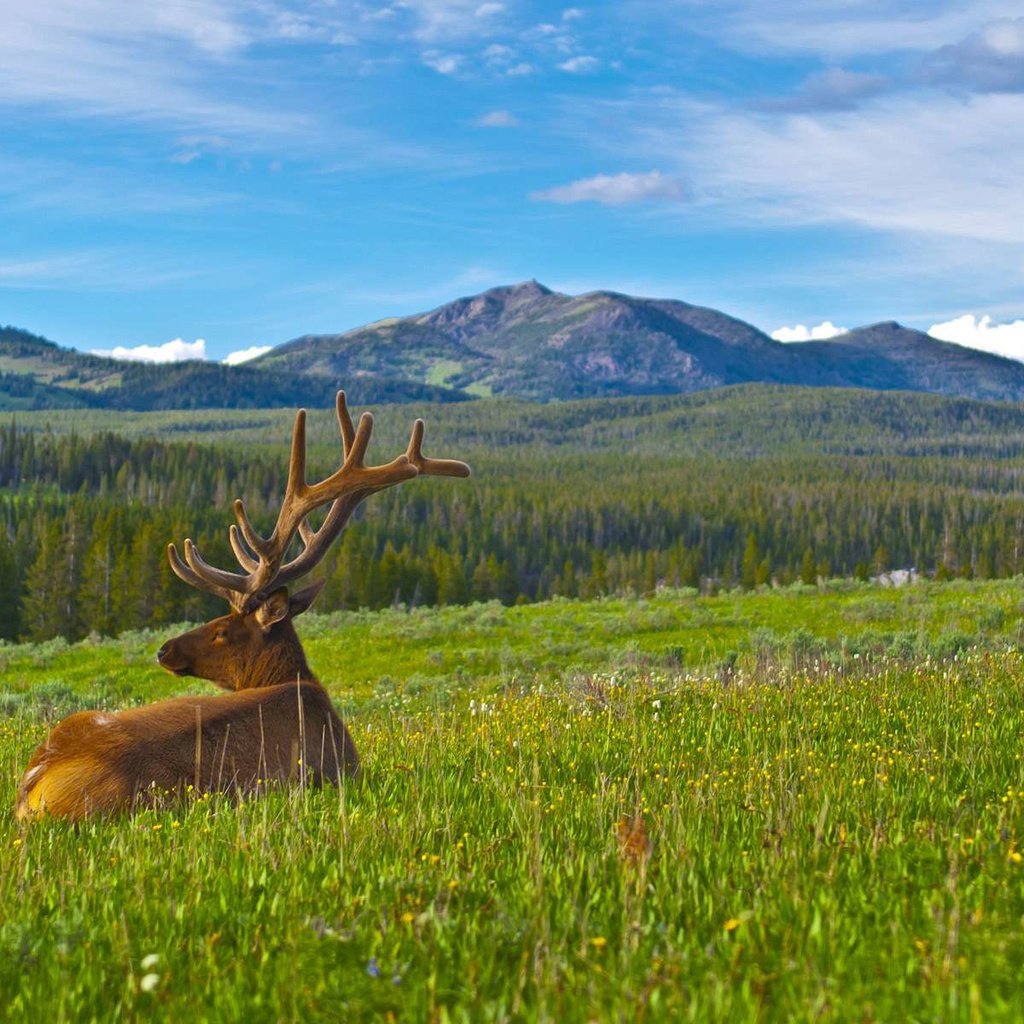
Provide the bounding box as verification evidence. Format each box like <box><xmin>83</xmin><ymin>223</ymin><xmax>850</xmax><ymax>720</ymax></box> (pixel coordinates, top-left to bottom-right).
<box><xmin>5</xmin><ymin>284</ymin><xmax>1024</xmax><ymax>410</ymax></box>
<box><xmin>256</xmin><ymin>281</ymin><xmax>798</xmax><ymax>401</ymax></box>
<box><xmin>255</xmin><ymin>282</ymin><xmax>1024</xmax><ymax>403</ymax></box>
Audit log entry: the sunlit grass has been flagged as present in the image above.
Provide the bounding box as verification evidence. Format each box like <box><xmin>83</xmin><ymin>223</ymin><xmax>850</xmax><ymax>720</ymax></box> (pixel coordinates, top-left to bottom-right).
<box><xmin>3</xmin><ymin>581</ymin><xmax>1024</xmax><ymax>1020</ymax></box>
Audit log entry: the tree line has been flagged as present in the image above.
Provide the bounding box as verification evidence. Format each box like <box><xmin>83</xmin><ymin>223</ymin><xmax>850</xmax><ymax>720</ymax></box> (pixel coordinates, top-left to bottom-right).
<box><xmin>4</xmin><ymin>414</ymin><xmax>1024</xmax><ymax>642</ymax></box>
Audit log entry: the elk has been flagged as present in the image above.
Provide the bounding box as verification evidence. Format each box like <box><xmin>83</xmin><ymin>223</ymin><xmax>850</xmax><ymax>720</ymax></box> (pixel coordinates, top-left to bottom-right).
<box><xmin>15</xmin><ymin>392</ymin><xmax>470</xmax><ymax>821</ymax></box>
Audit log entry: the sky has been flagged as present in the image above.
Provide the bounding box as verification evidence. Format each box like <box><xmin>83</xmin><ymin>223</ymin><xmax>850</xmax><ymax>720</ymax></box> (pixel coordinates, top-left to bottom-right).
<box><xmin>2</xmin><ymin>0</ymin><xmax>1024</xmax><ymax>365</ymax></box>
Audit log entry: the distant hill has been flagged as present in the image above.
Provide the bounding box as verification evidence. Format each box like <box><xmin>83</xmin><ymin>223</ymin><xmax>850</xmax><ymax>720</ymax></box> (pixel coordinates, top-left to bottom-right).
<box><xmin>0</xmin><ymin>326</ymin><xmax>469</xmax><ymax>411</ymax></box>
<box><xmin>5</xmin><ymin>283</ymin><xmax>1024</xmax><ymax>410</ymax></box>
<box><xmin>796</xmin><ymin>322</ymin><xmax>1024</xmax><ymax>403</ymax></box>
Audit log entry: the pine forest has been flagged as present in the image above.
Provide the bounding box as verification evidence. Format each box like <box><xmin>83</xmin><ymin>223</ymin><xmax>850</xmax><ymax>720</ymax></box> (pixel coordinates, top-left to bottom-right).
<box><xmin>4</xmin><ymin>383</ymin><xmax>1024</xmax><ymax>643</ymax></box>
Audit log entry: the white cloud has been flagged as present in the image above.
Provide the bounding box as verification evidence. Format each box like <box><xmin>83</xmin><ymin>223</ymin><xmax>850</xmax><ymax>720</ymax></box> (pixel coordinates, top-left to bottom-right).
<box><xmin>771</xmin><ymin>321</ymin><xmax>848</xmax><ymax>342</ymax></box>
<box><xmin>475</xmin><ymin>3</ymin><xmax>504</xmax><ymax>16</ymax></box>
<box><xmin>483</xmin><ymin>43</ymin><xmax>515</xmax><ymax>62</ymax></box>
<box><xmin>223</xmin><ymin>345</ymin><xmax>272</xmax><ymax>365</ymax></box>
<box><xmin>928</xmin><ymin>314</ymin><xmax>1024</xmax><ymax>359</ymax></box>
<box><xmin>557</xmin><ymin>55</ymin><xmax>598</xmax><ymax>73</ymax></box>
<box><xmin>531</xmin><ymin>170</ymin><xmax>684</xmax><ymax>206</ymax></box>
<box><xmin>91</xmin><ymin>338</ymin><xmax>207</xmax><ymax>362</ymax></box>
<box><xmin>475</xmin><ymin>109</ymin><xmax>519</xmax><ymax>126</ymax></box>
<box><xmin>422</xmin><ymin>50</ymin><xmax>462</xmax><ymax>74</ymax></box>
<box><xmin>482</xmin><ymin>41</ymin><xmax>532</xmax><ymax>75</ymax></box>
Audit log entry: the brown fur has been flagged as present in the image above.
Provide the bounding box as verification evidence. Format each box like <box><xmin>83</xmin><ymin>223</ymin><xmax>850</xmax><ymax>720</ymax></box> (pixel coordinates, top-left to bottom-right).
<box><xmin>15</xmin><ymin>584</ymin><xmax>359</xmax><ymax>822</ymax></box>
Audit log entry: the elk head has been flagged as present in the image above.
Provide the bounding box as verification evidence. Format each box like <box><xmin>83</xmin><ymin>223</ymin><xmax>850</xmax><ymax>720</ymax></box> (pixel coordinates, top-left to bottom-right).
<box><xmin>157</xmin><ymin>390</ymin><xmax>471</xmax><ymax>692</ymax></box>
<box><xmin>156</xmin><ymin>581</ymin><xmax>323</xmax><ymax>691</ymax></box>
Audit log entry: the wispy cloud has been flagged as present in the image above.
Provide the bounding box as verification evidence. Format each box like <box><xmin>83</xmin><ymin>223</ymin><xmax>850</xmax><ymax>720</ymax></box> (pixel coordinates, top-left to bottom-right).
<box><xmin>531</xmin><ymin>170</ymin><xmax>685</xmax><ymax>205</ymax></box>
<box><xmin>771</xmin><ymin>321</ymin><xmax>848</xmax><ymax>342</ymax></box>
<box><xmin>679</xmin><ymin>0</ymin><xmax>1024</xmax><ymax>59</ymax></box>
<box><xmin>397</xmin><ymin>0</ymin><xmax>508</xmax><ymax>42</ymax></box>
<box><xmin>422</xmin><ymin>50</ymin><xmax>463</xmax><ymax>74</ymax></box>
<box><xmin>557</xmin><ymin>55</ymin><xmax>599</xmax><ymax>73</ymax></box>
<box><xmin>617</xmin><ymin>89</ymin><xmax>1024</xmax><ymax>243</ymax></box>
<box><xmin>759</xmin><ymin>68</ymin><xmax>890</xmax><ymax>112</ymax></box>
<box><xmin>482</xmin><ymin>42</ymin><xmax>533</xmax><ymax>75</ymax></box>
<box><xmin>475</xmin><ymin>109</ymin><xmax>519</xmax><ymax>126</ymax></box>
<box><xmin>0</xmin><ymin>0</ymin><xmax>311</xmax><ymax>139</ymax></box>
<box><xmin>928</xmin><ymin>313</ymin><xmax>1024</xmax><ymax>360</ymax></box>
<box><xmin>0</xmin><ymin>247</ymin><xmax>197</xmax><ymax>291</ymax></box>
<box><xmin>91</xmin><ymin>338</ymin><xmax>207</xmax><ymax>362</ymax></box>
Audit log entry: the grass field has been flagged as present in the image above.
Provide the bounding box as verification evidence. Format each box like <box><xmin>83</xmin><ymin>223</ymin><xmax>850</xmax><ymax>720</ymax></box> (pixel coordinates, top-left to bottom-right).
<box><xmin>3</xmin><ymin>579</ymin><xmax>1024</xmax><ymax>1021</ymax></box>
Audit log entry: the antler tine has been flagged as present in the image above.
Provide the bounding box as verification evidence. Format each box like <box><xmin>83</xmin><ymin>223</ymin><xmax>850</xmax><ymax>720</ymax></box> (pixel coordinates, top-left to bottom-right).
<box><xmin>232</xmin><ymin>497</ymin><xmax>267</xmax><ymax>563</ymax></box>
<box><xmin>183</xmin><ymin>538</ymin><xmax>251</xmax><ymax>592</ymax></box>
<box><xmin>406</xmin><ymin>418</ymin><xmax>472</xmax><ymax>478</ymax></box>
<box><xmin>286</xmin><ymin>407</ymin><xmax>309</xmax><ymax>503</ymax></box>
<box><xmin>167</xmin><ymin>541</ymin><xmax>247</xmax><ymax>610</ymax></box>
<box><xmin>341</xmin><ymin>411</ymin><xmax>374</xmax><ymax>473</ymax></box>
<box><xmin>336</xmin><ymin>390</ymin><xmax>357</xmax><ymax>455</ymax></box>
<box><xmin>228</xmin><ymin>523</ymin><xmax>260</xmax><ymax>573</ymax></box>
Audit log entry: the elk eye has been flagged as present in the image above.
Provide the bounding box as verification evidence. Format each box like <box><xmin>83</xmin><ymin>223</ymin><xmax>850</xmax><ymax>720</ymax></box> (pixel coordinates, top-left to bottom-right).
<box><xmin>213</xmin><ymin>629</ymin><xmax>228</xmax><ymax>643</ymax></box>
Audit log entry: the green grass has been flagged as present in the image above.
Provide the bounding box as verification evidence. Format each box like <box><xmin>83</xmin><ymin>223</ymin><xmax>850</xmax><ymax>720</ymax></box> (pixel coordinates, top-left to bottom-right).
<box><xmin>3</xmin><ymin>580</ymin><xmax>1024</xmax><ymax>1020</ymax></box>
<box><xmin>426</xmin><ymin>360</ymin><xmax>465</xmax><ymax>388</ymax></box>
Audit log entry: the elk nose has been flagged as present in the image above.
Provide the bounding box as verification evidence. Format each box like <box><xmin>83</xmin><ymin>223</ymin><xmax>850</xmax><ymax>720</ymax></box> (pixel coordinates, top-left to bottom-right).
<box><xmin>156</xmin><ymin>643</ymin><xmax>169</xmax><ymax>664</ymax></box>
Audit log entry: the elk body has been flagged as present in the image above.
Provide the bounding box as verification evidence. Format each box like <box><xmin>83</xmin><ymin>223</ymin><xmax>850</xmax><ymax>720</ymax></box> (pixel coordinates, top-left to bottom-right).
<box><xmin>15</xmin><ymin>393</ymin><xmax>469</xmax><ymax>821</ymax></box>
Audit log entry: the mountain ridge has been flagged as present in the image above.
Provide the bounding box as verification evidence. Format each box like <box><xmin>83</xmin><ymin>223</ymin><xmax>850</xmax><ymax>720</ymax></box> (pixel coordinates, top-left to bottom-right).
<box><xmin>4</xmin><ymin>282</ymin><xmax>1023</xmax><ymax>409</ymax></box>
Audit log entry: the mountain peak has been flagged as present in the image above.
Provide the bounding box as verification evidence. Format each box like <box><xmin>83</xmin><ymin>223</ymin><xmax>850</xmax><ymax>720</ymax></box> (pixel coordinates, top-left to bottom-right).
<box><xmin>485</xmin><ymin>279</ymin><xmax>554</xmax><ymax>299</ymax></box>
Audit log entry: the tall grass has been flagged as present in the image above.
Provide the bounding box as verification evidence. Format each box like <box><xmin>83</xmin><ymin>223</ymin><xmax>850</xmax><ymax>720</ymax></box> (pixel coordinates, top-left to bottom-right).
<box><xmin>3</xmin><ymin>581</ymin><xmax>1024</xmax><ymax>1020</ymax></box>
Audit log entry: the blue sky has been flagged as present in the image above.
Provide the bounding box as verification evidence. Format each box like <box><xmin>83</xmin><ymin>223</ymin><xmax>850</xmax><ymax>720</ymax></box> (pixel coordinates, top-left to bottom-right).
<box><xmin>3</xmin><ymin>0</ymin><xmax>1024</xmax><ymax>364</ymax></box>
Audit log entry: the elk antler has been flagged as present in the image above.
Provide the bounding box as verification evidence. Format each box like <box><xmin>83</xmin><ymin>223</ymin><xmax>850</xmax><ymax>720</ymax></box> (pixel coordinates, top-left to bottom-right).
<box><xmin>168</xmin><ymin>391</ymin><xmax>470</xmax><ymax>612</ymax></box>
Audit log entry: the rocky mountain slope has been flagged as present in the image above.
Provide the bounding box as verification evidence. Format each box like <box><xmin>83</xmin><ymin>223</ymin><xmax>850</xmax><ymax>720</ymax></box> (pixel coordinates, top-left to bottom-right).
<box><xmin>256</xmin><ymin>282</ymin><xmax>1024</xmax><ymax>403</ymax></box>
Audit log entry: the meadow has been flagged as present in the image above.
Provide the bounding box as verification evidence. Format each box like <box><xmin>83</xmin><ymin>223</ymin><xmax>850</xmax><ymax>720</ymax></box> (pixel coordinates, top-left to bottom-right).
<box><xmin>2</xmin><ymin>578</ymin><xmax>1024</xmax><ymax>1021</ymax></box>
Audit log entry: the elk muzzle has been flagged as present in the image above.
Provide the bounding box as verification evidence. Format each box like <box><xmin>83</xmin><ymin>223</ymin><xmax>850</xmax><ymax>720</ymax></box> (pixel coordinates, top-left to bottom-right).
<box><xmin>156</xmin><ymin>639</ymin><xmax>191</xmax><ymax>677</ymax></box>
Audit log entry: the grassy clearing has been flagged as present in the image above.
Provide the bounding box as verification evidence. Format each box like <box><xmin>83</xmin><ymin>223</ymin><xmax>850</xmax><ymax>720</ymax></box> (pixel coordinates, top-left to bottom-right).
<box><xmin>426</xmin><ymin>360</ymin><xmax>465</xmax><ymax>388</ymax></box>
<box><xmin>3</xmin><ymin>580</ymin><xmax>1024</xmax><ymax>1020</ymax></box>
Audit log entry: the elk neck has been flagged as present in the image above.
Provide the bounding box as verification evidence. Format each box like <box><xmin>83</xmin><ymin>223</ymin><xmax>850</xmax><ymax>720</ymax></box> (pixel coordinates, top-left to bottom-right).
<box><xmin>241</xmin><ymin>617</ymin><xmax>319</xmax><ymax>689</ymax></box>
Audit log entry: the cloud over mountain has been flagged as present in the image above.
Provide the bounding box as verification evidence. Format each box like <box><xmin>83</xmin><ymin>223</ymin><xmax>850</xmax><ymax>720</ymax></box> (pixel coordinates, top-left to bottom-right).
<box><xmin>928</xmin><ymin>314</ymin><xmax>1024</xmax><ymax>361</ymax></box>
<box><xmin>90</xmin><ymin>338</ymin><xmax>207</xmax><ymax>363</ymax></box>
<box><xmin>771</xmin><ymin>321</ymin><xmax>848</xmax><ymax>342</ymax></box>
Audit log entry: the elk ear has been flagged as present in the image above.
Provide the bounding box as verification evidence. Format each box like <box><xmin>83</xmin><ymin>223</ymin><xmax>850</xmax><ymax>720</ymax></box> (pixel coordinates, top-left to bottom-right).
<box><xmin>254</xmin><ymin>588</ymin><xmax>291</xmax><ymax>633</ymax></box>
<box><xmin>289</xmin><ymin>578</ymin><xmax>326</xmax><ymax>618</ymax></box>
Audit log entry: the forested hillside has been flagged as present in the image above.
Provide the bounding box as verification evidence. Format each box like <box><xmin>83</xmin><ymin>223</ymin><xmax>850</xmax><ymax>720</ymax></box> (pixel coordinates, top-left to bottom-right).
<box><xmin>0</xmin><ymin>325</ymin><xmax>470</xmax><ymax>410</ymax></box>
<box><xmin>3</xmin><ymin>384</ymin><xmax>1024</xmax><ymax>642</ymax></box>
